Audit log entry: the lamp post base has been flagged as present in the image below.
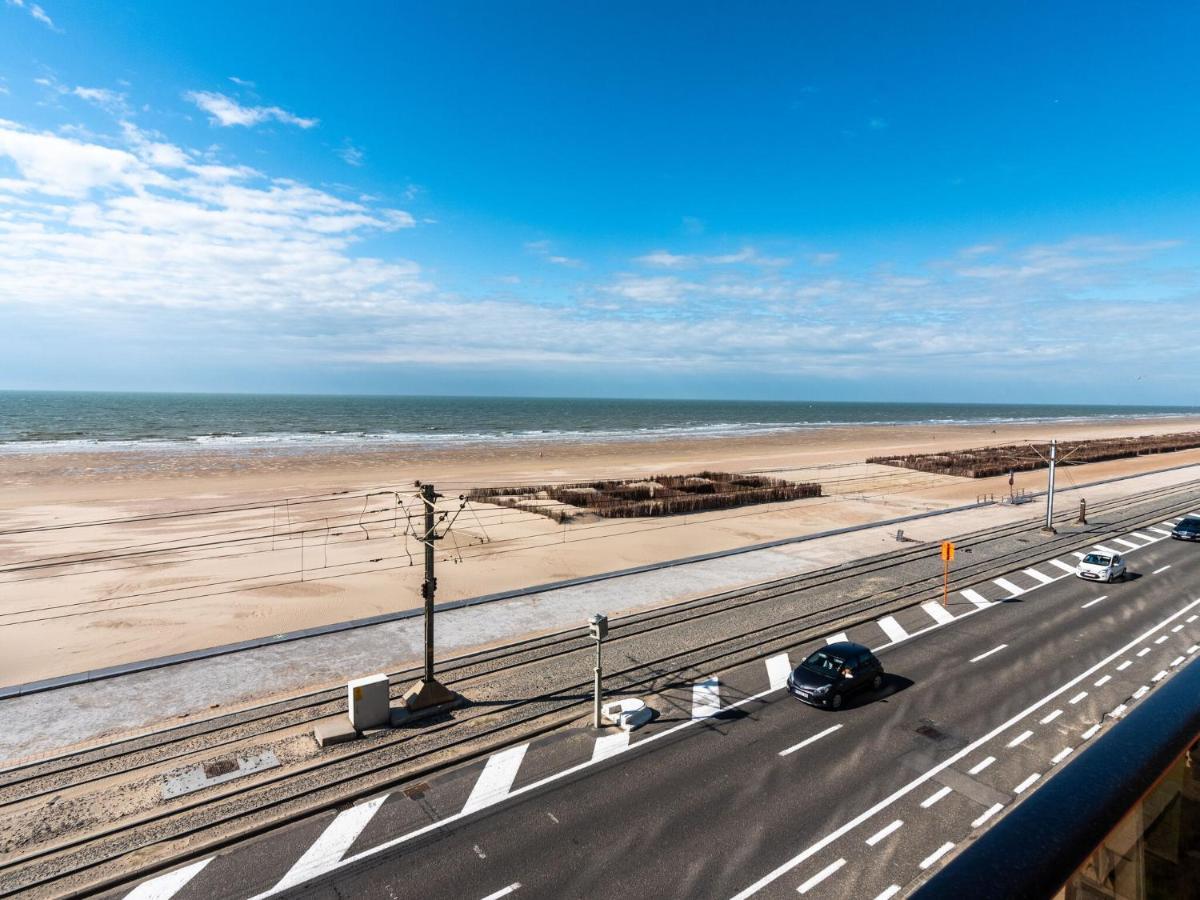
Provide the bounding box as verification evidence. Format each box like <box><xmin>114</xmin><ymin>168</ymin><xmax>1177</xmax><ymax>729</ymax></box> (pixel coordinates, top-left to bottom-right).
<box><xmin>402</xmin><ymin>678</ymin><xmax>460</xmax><ymax>711</ymax></box>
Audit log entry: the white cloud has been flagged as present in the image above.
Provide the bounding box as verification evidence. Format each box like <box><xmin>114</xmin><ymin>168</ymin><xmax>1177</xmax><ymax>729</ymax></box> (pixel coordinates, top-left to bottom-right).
<box><xmin>6</xmin><ymin>0</ymin><xmax>57</xmax><ymax>29</ymax></box>
<box><xmin>809</xmin><ymin>252</ymin><xmax>839</xmax><ymax>266</ymax></box>
<box><xmin>634</xmin><ymin>246</ymin><xmax>791</xmax><ymax>269</ymax></box>
<box><xmin>72</xmin><ymin>86</ymin><xmax>128</xmax><ymax>114</ymax></box>
<box><xmin>338</xmin><ymin>140</ymin><xmax>365</xmax><ymax>167</ymax></box>
<box><xmin>525</xmin><ymin>239</ymin><xmax>583</xmax><ymax>267</ymax></box>
<box><xmin>185</xmin><ymin>90</ymin><xmax>318</xmax><ymax>129</ymax></box>
<box><xmin>227</xmin><ymin>76</ymin><xmax>256</xmax><ymax>88</ymax></box>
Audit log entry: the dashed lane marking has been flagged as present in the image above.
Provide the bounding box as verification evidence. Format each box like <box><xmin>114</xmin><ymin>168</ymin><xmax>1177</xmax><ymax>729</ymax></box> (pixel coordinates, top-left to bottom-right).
<box><xmin>1007</xmin><ymin>730</ymin><xmax>1033</xmax><ymax>748</ymax></box>
<box><xmin>480</xmin><ymin>884</ymin><xmax>522</xmax><ymax>900</ymax></box>
<box><xmin>692</xmin><ymin>677</ymin><xmax>721</xmax><ymax>719</ymax></box>
<box><xmin>967</xmin><ymin>756</ymin><xmax>995</xmax><ymax>775</ymax></box>
<box><xmin>780</xmin><ymin>724</ymin><xmax>843</xmax><ymax>757</ymax></box>
<box><xmin>797</xmin><ymin>858</ymin><xmax>845</xmax><ymax>894</ymax></box>
<box><xmin>1039</xmin><ymin>709</ymin><xmax>1062</xmax><ymax>724</ymax></box>
<box><xmin>1172</xmin><ymin>656</ymin><xmax>1186</xmax><ymax>667</ymax></box>
<box><xmin>1137</xmin><ymin>647</ymin><xmax>1152</xmax><ymax>656</ymax></box>
<box><xmin>1154</xmin><ymin>565</ymin><xmax>1173</xmax><ymax>575</ymax></box>
<box><xmin>1094</xmin><ymin>675</ymin><xmax>1112</xmax><ymax>687</ymax></box>
<box><xmin>1047</xmin><ymin>559</ymin><xmax>1078</xmax><ymax>574</ymax></box>
<box><xmin>993</xmin><ymin>577</ymin><xmax>1025</xmax><ymax>597</ymax></box>
<box><xmin>462</xmin><ymin>744</ymin><xmax>529</xmax><ymax>816</ymax></box>
<box><xmin>1149</xmin><ymin>527</ymin><xmax>1172</xmax><ymax>537</ymax></box>
<box><xmin>1023</xmin><ymin>568</ymin><xmax>1055</xmax><ymax>585</ymax></box>
<box><xmin>1071</xmin><ymin>552</ymin><xmax>1086</xmax><ymax>560</ymax></box>
<box><xmin>1155</xmin><ymin>635</ymin><xmax>1170</xmax><ymax>644</ymax></box>
<box><xmin>920</xmin><ymin>786</ymin><xmax>953</xmax><ymax>808</ymax></box>
<box><xmin>1081</xmin><ymin>596</ymin><xmax>1106</xmax><ymax>609</ymax></box>
<box><xmin>1189</xmin><ymin>615</ymin><xmax>1199</xmax><ymax>623</ymax></box>
<box><xmin>766</xmin><ymin>653</ymin><xmax>792</xmax><ymax>691</ymax></box>
<box><xmin>1112</xmin><ymin>538</ymin><xmax>1140</xmax><ymax>551</ymax></box>
<box><xmin>1131</xmin><ymin>532</ymin><xmax>1157</xmax><ymax>542</ymax></box>
<box><xmin>1133</xmin><ymin>685</ymin><xmax>1149</xmax><ymax>698</ymax></box>
<box><xmin>1152</xmin><ymin>670</ymin><xmax>1168</xmax><ymax>682</ymax></box>
<box><xmin>961</xmin><ymin>588</ymin><xmax>991</xmax><ymax>609</ymax></box>
<box><xmin>876</xmin><ymin>616</ymin><xmax>909</xmax><ymax>643</ymax></box>
<box><xmin>970</xmin><ymin>644</ymin><xmax>1007</xmax><ymax>663</ymax></box>
<box><xmin>123</xmin><ymin>858</ymin><xmax>213</xmax><ymax>900</ymax></box>
<box><xmin>1068</xmin><ymin>691</ymin><xmax>1088</xmax><ymax>704</ymax></box>
<box><xmin>592</xmin><ymin>730</ymin><xmax>630</xmax><ymax>763</ymax></box>
<box><xmin>865</xmin><ymin>819</ymin><xmax>903</xmax><ymax>847</ymax></box>
<box><xmin>874</xmin><ymin>887</ymin><xmax>902</xmax><ymax>900</ymax></box>
<box><xmin>972</xmin><ymin>803</ymin><xmax>1004</xmax><ymax>828</ymax></box>
<box><xmin>1051</xmin><ymin>747</ymin><xmax>1074</xmax><ymax>765</ymax></box>
<box><xmin>269</xmin><ymin>796</ymin><xmax>387</xmax><ymax>894</ymax></box>
<box><xmin>1117</xmin><ymin>660</ymin><xmax>1133</xmax><ymax>671</ymax></box>
<box><xmin>1081</xmin><ymin>724</ymin><xmax>1101</xmax><ymax>740</ymax></box>
<box><xmin>1110</xmin><ymin>704</ymin><xmax>1128</xmax><ymax>718</ymax></box>
<box><xmin>1013</xmin><ymin>773</ymin><xmax>1041</xmax><ymax>794</ymax></box>
<box><xmin>1172</xmin><ymin>624</ymin><xmax>1185</xmax><ymax>633</ymax></box>
<box><xmin>1093</xmin><ymin>544</ymin><xmax>1121</xmax><ymax>555</ymax></box>
<box><xmin>919</xmin><ymin>842</ymin><xmax>956</xmax><ymax>870</ymax></box>
<box><xmin>825</xmin><ymin>632</ymin><xmax>849</xmax><ymax>645</ymax></box>
<box><xmin>921</xmin><ymin>601</ymin><xmax>955</xmax><ymax>625</ymax></box>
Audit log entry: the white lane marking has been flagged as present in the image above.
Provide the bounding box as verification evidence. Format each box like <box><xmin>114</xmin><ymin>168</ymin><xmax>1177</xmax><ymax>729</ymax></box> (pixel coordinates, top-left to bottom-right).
<box><xmin>873</xmin><ymin>887</ymin><xmax>902</xmax><ymax>900</ymax></box>
<box><xmin>1081</xmin><ymin>724</ymin><xmax>1101</xmax><ymax>740</ymax></box>
<box><xmin>1189</xmin><ymin>615</ymin><xmax>1199</xmax><ymax>623</ymax></box>
<box><xmin>123</xmin><ymin>859</ymin><xmax>213</xmax><ymax>900</ymax></box>
<box><xmin>876</xmin><ymin>616</ymin><xmax>909</xmax><ymax>643</ymax></box>
<box><xmin>1172</xmin><ymin>656</ymin><xmax>1186</xmax><ymax>667</ymax></box>
<box><xmin>1163</xmin><ymin>521</ymin><xmax>1180</xmax><ymax>527</ymax></box>
<box><xmin>261</xmin><ymin>597</ymin><xmax>1200</xmax><ymax>900</ymax></box>
<box><xmin>1071</xmin><ymin>551</ymin><xmax>1086</xmax><ymax>560</ymax></box>
<box><xmin>1117</xmin><ymin>660</ymin><xmax>1133</xmax><ymax>671</ymax></box>
<box><xmin>1155</xmin><ymin>565</ymin><xmax>1173</xmax><ymax>575</ymax></box>
<box><xmin>1152</xmin><ymin>670</ymin><xmax>1168</xmax><ymax>682</ymax></box>
<box><xmin>1040</xmin><ymin>709</ymin><xmax>1062</xmax><ymax>724</ymax></box>
<box><xmin>270</xmin><ymin>796</ymin><xmax>387</xmax><ymax>893</ymax></box>
<box><xmin>1112</xmin><ymin>538</ymin><xmax>1139</xmax><ymax>550</ymax></box>
<box><xmin>970</xmin><ymin>644</ymin><xmax>1008</xmax><ymax>663</ymax></box>
<box><xmin>993</xmin><ymin>577</ymin><xmax>1025</xmax><ymax>597</ymax></box>
<box><xmin>766</xmin><ymin>653</ymin><xmax>792</xmax><ymax>691</ymax></box>
<box><xmin>1155</xmin><ymin>635</ymin><xmax>1170</xmax><ymax>644</ymax></box>
<box><xmin>591</xmin><ymin>730</ymin><xmax>630</xmax><ymax>762</ymax></box>
<box><xmin>1110</xmin><ymin>704</ymin><xmax>1128</xmax><ymax>718</ymax></box>
<box><xmin>919</xmin><ymin>842</ymin><xmax>956</xmax><ymax>870</ymax></box>
<box><xmin>1013</xmin><ymin>773</ymin><xmax>1041</xmax><ymax>794</ymax></box>
<box><xmin>797</xmin><ymin>858</ymin><xmax>845</xmax><ymax>894</ymax></box>
<box><xmin>961</xmin><ymin>588</ymin><xmax>991</xmax><ymax>609</ymax></box>
<box><xmin>780</xmin><ymin>724</ymin><xmax>843</xmax><ymax>757</ymax></box>
<box><xmin>1048</xmin><ymin>558</ymin><xmax>1078</xmax><ymax>574</ymax></box>
<box><xmin>968</xmin><ymin>756</ymin><xmax>996</xmax><ymax>775</ymax></box>
<box><xmin>1007</xmin><ymin>730</ymin><xmax>1033</xmax><ymax>747</ymax></box>
<box><xmin>825</xmin><ymin>632</ymin><xmax>849</xmax><ymax>646</ymax></box>
<box><xmin>1094</xmin><ymin>675</ymin><xmax>1112</xmax><ymax>687</ymax></box>
<box><xmin>1069</xmin><ymin>691</ymin><xmax>1088</xmax><ymax>704</ymax></box>
<box><xmin>1093</xmin><ymin>544</ymin><xmax>1121</xmax><ymax>555</ymax></box>
<box><xmin>865</xmin><ymin>819</ymin><xmax>904</xmax><ymax>846</ymax></box>
<box><xmin>1081</xmin><ymin>596</ymin><xmax>1107</xmax><ymax>609</ymax></box>
<box><xmin>480</xmin><ymin>884</ymin><xmax>522</xmax><ymax>900</ymax></box>
<box><xmin>1133</xmin><ymin>686</ymin><xmax>1149</xmax><ymax>699</ymax></box>
<box><xmin>1191</xmin><ymin>645</ymin><xmax>1200</xmax><ymax>654</ymax></box>
<box><xmin>1149</xmin><ymin>527</ymin><xmax>1172</xmax><ymax>537</ymax></box>
<box><xmin>1023</xmin><ymin>568</ymin><xmax>1055</xmax><ymax>585</ymax></box>
<box><xmin>1132</xmin><ymin>532</ymin><xmax>1156</xmax><ymax>542</ymax></box>
<box><xmin>692</xmin><ymin>677</ymin><xmax>721</xmax><ymax>719</ymax></box>
<box><xmin>724</xmin><ymin>598</ymin><xmax>1200</xmax><ymax>900</ymax></box>
<box><xmin>921</xmin><ymin>601</ymin><xmax>955</xmax><ymax>625</ymax></box>
<box><xmin>462</xmin><ymin>744</ymin><xmax>529</xmax><ymax>815</ymax></box>
<box><xmin>972</xmin><ymin>802</ymin><xmax>1004</xmax><ymax>828</ymax></box>
<box><xmin>921</xmin><ymin>786</ymin><xmax>953</xmax><ymax>808</ymax></box>
<box><xmin>1172</xmin><ymin>624</ymin><xmax>1185</xmax><ymax>633</ymax></box>
<box><xmin>1051</xmin><ymin>747</ymin><xmax>1074</xmax><ymax>764</ymax></box>
<box><xmin>1137</xmin><ymin>647</ymin><xmax>1152</xmax><ymax>656</ymax></box>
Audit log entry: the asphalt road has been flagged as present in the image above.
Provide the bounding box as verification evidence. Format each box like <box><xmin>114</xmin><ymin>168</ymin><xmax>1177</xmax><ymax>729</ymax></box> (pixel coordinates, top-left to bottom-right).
<box><xmin>110</xmin><ymin>518</ymin><xmax>1200</xmax><ymax>900</ymax></box>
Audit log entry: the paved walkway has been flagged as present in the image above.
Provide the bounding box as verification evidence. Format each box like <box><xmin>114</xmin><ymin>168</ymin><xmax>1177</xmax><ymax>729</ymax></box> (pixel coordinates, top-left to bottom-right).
<box><xmin>2</xmin><ymin>463</ymin><xmax>1198</xmax><ymax>764</ymax></box>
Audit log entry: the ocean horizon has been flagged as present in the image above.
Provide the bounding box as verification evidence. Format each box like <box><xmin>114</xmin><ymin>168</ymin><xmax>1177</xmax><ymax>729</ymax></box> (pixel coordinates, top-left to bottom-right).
<box><xmin>2</xmin><ymin>390</ymin><xmax>1198</xmax><ymax>453</ymax></box>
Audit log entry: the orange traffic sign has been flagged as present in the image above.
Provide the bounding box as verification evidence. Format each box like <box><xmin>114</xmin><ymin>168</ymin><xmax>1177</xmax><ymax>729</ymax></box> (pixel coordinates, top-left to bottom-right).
<box><xmin>940</xmin><ymin>540</ymin><xmax>955</xmax><ymax>561</ymax></box>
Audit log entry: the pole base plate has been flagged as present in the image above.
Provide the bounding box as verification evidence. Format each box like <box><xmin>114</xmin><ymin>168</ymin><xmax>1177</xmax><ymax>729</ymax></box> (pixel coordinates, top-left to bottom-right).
<box><xmin>1040</xmin><ymin>526</ymin><xmax>1058</xmax><ymax>535</ymax></box>
<box><xmin>402</xmin><ymin>678</ymin><xmax>460</xmax><ymax>711</ymax></box>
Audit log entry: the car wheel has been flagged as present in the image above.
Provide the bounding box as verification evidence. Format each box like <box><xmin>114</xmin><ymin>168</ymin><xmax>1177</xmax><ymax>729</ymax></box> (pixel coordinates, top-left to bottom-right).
<box><xmin>1106</xmin><ymin>573</ymin><xmax>1113</xmax><ymax>583</ymax></box>
<box><xmin>830</xmin><ymin>693</ymin><xmax>843</xmax><ymax>710</ymax></box>
<box><xmin>871</xmin><ymin>674</ymin><xmax>883</xmax><ymax>691</ymax></box>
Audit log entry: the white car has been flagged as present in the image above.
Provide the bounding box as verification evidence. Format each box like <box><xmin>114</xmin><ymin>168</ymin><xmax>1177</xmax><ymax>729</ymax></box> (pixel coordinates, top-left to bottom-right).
<box><xmin>1076</xmin><ymin>552</ymin><xmax>1127</xmax><ymax>583</ymax></box>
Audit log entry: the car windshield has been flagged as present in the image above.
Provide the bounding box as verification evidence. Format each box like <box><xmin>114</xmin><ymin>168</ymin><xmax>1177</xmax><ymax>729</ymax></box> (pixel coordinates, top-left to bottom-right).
<box><xmin>1082</xmin><ymin>553</ymin><xmax>1112</xmax><ymax>566</ymax></box>
<box><xmin>801</xmin><ymin>650</ymin><xmax>847</xmax><ymax>674</ymax></box>
<box><xmin>1178</xmin><ymin>519</ymin><xmax>1200</xmax><ymax>531</ymax></box>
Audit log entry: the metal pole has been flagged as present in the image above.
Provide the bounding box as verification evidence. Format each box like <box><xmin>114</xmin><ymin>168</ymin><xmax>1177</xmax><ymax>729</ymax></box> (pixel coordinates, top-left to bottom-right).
<box><xmin>1045</xmin><ymin>439</ymin><xmax>1057</xmax><ymax>531</ymax></box>
<box><xmin>422</xmin><ymin>482</ymin><xmax>437</xmax><ymax>683</ymax></box>
<box><xmin>593</xmin><ymin>638</ymin><xmax>603</xmax><ymax>729</ymax></box>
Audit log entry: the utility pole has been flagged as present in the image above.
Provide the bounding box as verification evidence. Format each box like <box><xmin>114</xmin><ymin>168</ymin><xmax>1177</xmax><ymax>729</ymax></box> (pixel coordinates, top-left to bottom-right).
<box><xmin>1043</xmin><ymin>439</ymin><xmax>1057</xmax><ymax>534</ymax></box>
<box><xmin>402</xmin><ymin>482</ymin><xmax>460</xmax><ymax>712</ymax></box>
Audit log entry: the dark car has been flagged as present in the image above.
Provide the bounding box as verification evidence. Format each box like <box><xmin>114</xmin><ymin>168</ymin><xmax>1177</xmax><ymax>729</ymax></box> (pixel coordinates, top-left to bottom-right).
<box><xmin>787</xmin><ymin>641</ymin><xmax>885</xmax><ymax>709</ymax></box>
<box><xmin>1172</xmin><ymin>517</ymin><xmax>1200</xmax><ymax>542</ymax></box>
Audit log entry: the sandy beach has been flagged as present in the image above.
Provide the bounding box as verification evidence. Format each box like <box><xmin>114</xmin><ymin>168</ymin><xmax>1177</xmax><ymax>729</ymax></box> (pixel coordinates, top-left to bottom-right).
<box><xmin>3</xmin><ymin>415</ymin><xmax>1200</xmax><ymax>687</ymax></box>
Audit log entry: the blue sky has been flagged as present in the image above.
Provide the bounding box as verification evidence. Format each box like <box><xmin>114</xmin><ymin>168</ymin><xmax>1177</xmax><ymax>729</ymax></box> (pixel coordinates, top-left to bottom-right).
<box><xmin>1</xmin><ymin>1</ymin><xmax>1198</xmax><ymax>403</ymax></box>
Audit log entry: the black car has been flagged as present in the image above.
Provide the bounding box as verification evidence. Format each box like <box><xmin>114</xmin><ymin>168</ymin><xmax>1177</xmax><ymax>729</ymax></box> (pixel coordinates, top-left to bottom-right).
<box><xmin>787</xmin><ymin>641</ymin><xmax>885</xmax><ymax>709</ymax></box>
<box><xmin>1172</xmin><ymin>517</ymin><xmax>1200</xmax><ymax>542</ymax></box>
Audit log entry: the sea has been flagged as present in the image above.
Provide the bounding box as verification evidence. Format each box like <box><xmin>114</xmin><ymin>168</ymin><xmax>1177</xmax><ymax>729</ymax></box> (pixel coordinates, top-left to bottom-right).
<box><xmin>1</xmin><ymin>391</ymin><xmax>1197</xmax><ymax>454</ymax></box>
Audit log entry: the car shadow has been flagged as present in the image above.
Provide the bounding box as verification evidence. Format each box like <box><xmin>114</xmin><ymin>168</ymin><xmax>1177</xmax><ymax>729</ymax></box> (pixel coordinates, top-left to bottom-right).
<box><xmin>1122</xmin><ymin>572</ymin><xmax>1144</xmax><ymax>582</ymax></box>
<box><xmin>828</xmin><ymin>674</ymin><xmax>915</xmax><ymax>711</ymax></box>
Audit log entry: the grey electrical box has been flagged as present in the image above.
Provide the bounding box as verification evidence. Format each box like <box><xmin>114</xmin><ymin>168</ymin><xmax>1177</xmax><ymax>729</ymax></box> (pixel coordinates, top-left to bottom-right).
<box><xmin>588</xmin><ymin>612</ymin><xmax>608</xmax><ymax>641</ymax></box>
